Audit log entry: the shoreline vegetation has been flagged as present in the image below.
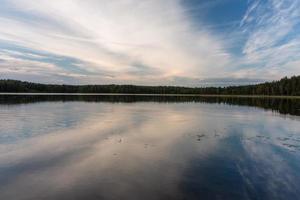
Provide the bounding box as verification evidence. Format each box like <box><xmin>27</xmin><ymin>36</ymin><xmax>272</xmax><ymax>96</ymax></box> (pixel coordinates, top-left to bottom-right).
<box><xmin>0</xmin><ymin>75</ymin><xmax>299</xmax><ymax>96</ymax></box>
<box><xmin>0</xmin><ymin>93</ymin><xmax>300</xmax><ymax>99</ymax></box>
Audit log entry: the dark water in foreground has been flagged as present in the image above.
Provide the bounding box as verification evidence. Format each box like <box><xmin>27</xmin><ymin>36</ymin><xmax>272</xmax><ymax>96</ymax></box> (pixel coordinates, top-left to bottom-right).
<box><xmin>0</xmin><ymin>95</ymin><xmax>300</xmax><ymax>200</ymax></box>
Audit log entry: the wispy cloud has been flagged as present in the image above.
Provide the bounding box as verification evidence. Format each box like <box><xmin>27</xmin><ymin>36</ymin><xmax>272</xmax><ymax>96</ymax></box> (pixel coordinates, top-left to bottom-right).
<box><xmin>0</xmin><ymin>0</ymin><xmax>299</xmax><ymax>85</ymax></box>
<box><xmin>236</xmin><ymin>0</ymin><xmax>300</xmax><ymax>79</ymax></box>
<box><xmin>0</xmin><ymin>0</ymin><xmax>232</xmax><ymax>85</ymax></box>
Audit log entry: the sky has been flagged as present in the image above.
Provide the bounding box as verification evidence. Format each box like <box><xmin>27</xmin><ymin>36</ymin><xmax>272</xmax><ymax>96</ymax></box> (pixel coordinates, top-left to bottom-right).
<box><xmin>0</xmin><ymin>0</ymin><xmax>299</xmax><ymax>86</ymax></box>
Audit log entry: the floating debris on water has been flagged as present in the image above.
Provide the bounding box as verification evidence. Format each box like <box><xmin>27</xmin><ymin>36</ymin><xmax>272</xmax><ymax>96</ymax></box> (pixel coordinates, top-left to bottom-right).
<box><xmin>196</xmin><ymin>134</ymin><xmax>205</xmax><ymax>141</ymax></box>
<box><xmin>214</xmin><ymin>130</ymin><xmax>220</xmax><ymax>137</ymax></box>
<box><xmin>282</xmin><ymin>143</ymin><xmax>300</xmax><ymax>148</ymax></box>
<box><xmin>277</xmin><ymin>137</ymin><xmax>289</xmax><ymax>141</ymax></box>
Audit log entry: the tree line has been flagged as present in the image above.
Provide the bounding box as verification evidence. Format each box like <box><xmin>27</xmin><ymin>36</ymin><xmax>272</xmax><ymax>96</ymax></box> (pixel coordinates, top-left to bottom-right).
<box><xmin>0</xmin><ymin>75</ymin><xmax>299</xmax><ymax>95</ymax></box>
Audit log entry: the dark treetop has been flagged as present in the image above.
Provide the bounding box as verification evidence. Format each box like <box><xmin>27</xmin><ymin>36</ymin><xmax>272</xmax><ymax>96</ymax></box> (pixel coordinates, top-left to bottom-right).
<box><xmin>0</xmin><ymin>75</ymin><xmax>299</xmax><ymax>95</ymax></box>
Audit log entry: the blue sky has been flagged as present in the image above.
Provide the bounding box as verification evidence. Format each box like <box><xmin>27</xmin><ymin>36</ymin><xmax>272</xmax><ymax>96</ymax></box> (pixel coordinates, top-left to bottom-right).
<box><xmin>0</xmin><ymin>0</ymin><xmax>299</xmax><ymax>86</ymax></box>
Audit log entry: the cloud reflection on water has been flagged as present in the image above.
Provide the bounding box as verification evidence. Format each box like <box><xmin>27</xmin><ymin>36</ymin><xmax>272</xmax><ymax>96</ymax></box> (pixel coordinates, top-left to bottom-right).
<box><xmin>0</xmin><ymin>102</ymin><xmax>299</xmax><ymax>200</ymax></box>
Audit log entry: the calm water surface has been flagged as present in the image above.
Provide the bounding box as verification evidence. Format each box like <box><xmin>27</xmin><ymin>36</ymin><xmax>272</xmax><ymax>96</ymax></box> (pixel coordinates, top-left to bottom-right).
<box><xmin>0</xmin><ymin>95</ymin><xmax>300</xmax><ymax>200</ymax></box>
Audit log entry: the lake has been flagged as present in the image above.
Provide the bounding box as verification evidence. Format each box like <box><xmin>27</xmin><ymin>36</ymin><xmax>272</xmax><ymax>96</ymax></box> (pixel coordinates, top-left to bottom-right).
<box><xmin>0</xmin><ymin>95</ymin><xmax>300</xmax><ymax>200</ymax></box>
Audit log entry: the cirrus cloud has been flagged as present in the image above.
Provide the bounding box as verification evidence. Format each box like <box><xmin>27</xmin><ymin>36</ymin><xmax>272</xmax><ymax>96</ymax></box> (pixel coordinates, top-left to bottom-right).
<box><xmin>0</xmin><ymin>0</ymin><xmax>299</xmax><ymax>85</ymax></box>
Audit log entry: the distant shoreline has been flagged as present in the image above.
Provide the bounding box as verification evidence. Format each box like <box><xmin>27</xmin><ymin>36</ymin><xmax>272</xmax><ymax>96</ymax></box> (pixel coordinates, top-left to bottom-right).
<box><xmin>1</xmin><ymin>76</ymin><xmax>299</xmax><ymax>96</ymax></box>
<box><xmin>1</xmin><ymin>93</ymin><xmax>300</xmax><ymax>99</ymax></box>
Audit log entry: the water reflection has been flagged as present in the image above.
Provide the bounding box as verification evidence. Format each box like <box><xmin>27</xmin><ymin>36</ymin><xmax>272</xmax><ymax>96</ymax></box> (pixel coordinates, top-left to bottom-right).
<box><xmin>1</xmin><ymin>94</ymin><xmax>300</xmax><ymax>116</ymax></box>
<box><xmin>0</xmin><ymin>99</ymin><xmax>300</xmax><ymax>199</ymax></box>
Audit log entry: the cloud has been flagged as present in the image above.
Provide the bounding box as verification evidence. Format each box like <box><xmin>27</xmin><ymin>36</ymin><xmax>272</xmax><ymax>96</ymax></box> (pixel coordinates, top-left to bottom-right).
<box><xmin>236</xmin><ymin>0</ymin><xmax>300</xmax><ymax>79</ymax></box>
<box><xmin>0</xmin><ymin>50</ymin><xmax>60</xmax><ymax>74</ymax></box>
<box><xmin>0</xmin><ymin>49</ymin><xmax>92</xmax><ymax>83</ymax></box>
<box><xmin>0</xmin><ymin>0</ymin><xmax>299</xmax><ymax>85</ymax></box>
<box><xmin>0</xmin><ymin>0</ymin><xmax>231</xmax><ymax>85</ymax></box>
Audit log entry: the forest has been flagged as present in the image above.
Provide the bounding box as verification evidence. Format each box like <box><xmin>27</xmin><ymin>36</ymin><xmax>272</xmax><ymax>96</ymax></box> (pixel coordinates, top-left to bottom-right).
<box><xmin>0</xmin><ymin>75</ymin><xmax>299</xmax><ymax>95</ymax></box>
